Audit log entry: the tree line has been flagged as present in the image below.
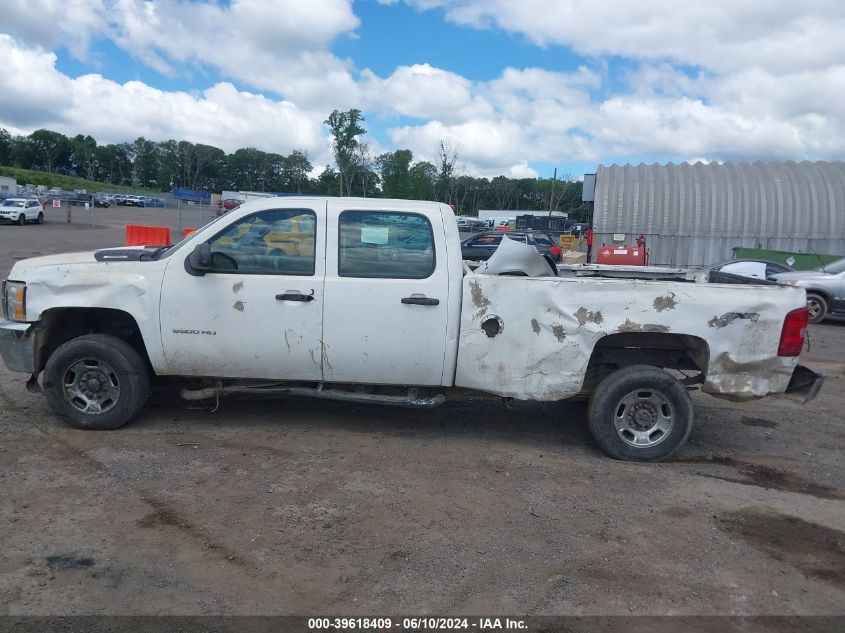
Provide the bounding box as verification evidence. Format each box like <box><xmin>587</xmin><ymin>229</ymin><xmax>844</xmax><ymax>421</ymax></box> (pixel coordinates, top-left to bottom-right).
<box><xmin>0</xmin><ymin>110</ymin><xmax>587</xmax><ymax>218</ymax></box>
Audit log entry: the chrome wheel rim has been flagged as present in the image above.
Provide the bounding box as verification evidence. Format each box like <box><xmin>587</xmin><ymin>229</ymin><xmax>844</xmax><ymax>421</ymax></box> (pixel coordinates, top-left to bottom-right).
<box><xmin>613</xmin><ymin>389</ymin><xmax>675</xmax><ymax>448</ymax></box>
<box><xmin>807</xmin><ymin>298</ymin><xmax>823</xmax><ymax>321</ymax></box>
<box><xmin>62</xmin><ymin>358</ymin><xmax>121</xmax><ymax>415</ymax></box>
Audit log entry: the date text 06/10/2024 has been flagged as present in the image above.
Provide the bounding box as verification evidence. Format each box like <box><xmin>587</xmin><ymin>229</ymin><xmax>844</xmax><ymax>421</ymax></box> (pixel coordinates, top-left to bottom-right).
<box><xmin>307</xmin><ymin>617</ymin><xmax>527</xmax><ymax>630</ymax></box>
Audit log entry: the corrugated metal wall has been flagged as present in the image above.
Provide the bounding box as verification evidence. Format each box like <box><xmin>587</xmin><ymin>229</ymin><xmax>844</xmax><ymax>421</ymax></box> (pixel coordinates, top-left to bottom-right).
<box><xmin>592</xmin><ymin>161</ymin><xmax>845</xmax><ymax>266</ymax></box>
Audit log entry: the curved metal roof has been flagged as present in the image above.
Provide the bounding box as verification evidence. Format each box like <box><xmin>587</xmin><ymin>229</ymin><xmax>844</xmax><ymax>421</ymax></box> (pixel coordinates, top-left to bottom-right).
<box><xmin>592</xmin><ymin>161</ymin><xmax>845</xmax><ymax>266</ymax></box>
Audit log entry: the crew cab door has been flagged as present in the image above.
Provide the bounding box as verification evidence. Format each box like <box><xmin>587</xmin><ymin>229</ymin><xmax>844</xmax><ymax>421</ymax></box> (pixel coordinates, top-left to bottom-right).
<box><xmin>159</xmin><ymin>203</ymin><xmax>325</xmax><ymax>380</ymax></box>
<box><xmin>322</xmin><ymin>200</ymin><xmax>450</xmax><ymax>386</ymax></box>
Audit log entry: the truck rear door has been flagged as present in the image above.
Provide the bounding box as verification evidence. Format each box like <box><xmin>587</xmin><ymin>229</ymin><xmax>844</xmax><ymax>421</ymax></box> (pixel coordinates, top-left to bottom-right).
<box><xmin>321</xmin><ymin>200</ymin><xmax>451</xmax><ymax>386</ymax></box>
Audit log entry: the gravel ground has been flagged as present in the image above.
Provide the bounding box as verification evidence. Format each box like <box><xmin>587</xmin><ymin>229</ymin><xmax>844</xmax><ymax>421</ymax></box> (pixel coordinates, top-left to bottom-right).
<box><xmin>0</xmin><ymin>207</ymin><xmax>843</xmax><ymax>616</ymax></box>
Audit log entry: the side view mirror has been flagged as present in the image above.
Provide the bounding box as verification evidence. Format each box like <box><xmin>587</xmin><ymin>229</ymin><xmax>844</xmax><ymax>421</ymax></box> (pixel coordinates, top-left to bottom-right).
<box><xmin>185</xmin><ymin>243</ymin><xmax>212</xmax><ymax>276</ymax></box>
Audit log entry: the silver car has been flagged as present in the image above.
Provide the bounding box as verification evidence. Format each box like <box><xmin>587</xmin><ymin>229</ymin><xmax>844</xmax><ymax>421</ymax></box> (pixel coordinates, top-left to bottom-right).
<box><xmin>771</xmin><ymin>257</ymin><xmax>845</xmax><ymax>324</ymax></box>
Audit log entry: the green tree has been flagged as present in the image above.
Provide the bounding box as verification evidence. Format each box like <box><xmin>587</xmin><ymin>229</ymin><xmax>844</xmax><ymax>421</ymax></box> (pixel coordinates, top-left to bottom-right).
<box><xmin>0</xmin><ymin>128</ymin><xmax>13</xmax><ymax>166</ymax></box>
<box><xmin>131</xmin><ymin>137</ymin><xmax>161</xmax><ymax>189</ymax></box>
<box><xmin>28</xmin><ymin>129</ymin><xmax>71</xmax><ymax>173</ymax></box>
<box><xmin>95</xmin><ymin>144</ymin><xmax>132</xmax><ymax>185</ymax></box>
<box><xmin>69</xmin><ymin>134</ymin><xmax>98</xmax><ymax>180</ymax></box>
<box><xmin>377</xmin><ymin>149</ymin><xmax>414</xmax><ymax>199</ymax></box>
<box><xmin>223</xmin><ymin>147</ymin><xmax>275</xmax><ymax>191</ymax></box>
<box><xmin>314</xmin><ymin>165</ymin><xmax>341</xmax><ymax>195</ymax></box>
<box><xmin>323</xmin><ymin>108</ymin><xmax>366</xmax><ymax>196</ymax></box>
<box><xmin>408</xmin><ymin>160</ymin><xmax>437</xmax><ymax>200</ymax></box>
<box><xmin>281</xmin><ymin>150</ymin><xmax>312</xmax><ymax>193</ymax></box>
<box><xmin>435</xmin><ymin>140</ymin><xmax>459</xmax><ymax>204</ymax></box>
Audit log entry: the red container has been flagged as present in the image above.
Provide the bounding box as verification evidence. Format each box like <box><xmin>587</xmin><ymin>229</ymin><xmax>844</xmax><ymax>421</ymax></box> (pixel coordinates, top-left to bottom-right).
<box><xmin>595</xmin><ymin>244</ymin><xmax>649</xmax><ymax>266</ymax></box>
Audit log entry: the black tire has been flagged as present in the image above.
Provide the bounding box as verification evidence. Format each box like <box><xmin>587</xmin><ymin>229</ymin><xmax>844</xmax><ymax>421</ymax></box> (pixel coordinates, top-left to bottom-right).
<box><xmin>43</xmin><ymin>334</ymin><xmax>150</xmax><ymax>430</ymax></box>
<box><xmin>36</xmin><ymin>212</ymin><xmax>44</xmax><ymax>225</ymax></box>
<box><xmin>587</xmin><ymin>364</ymin><xmax>693</xmax><ymax>462</ymax></box>
<box><xmin>806</xmin><ymin>292</ymin><xmax>828</xmax><ymax>325</ymax></box>
<box><xmin>17</xmin><ymin>214</ymin><xmax>25</xmax><ymax>226</ymax></box>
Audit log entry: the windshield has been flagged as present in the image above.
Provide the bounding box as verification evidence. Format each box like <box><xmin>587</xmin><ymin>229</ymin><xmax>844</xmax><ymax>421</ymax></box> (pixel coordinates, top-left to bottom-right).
<box><xmin>2</xmin><ymin>199</ymin><xmax>25</xmax><ymax>208</ymax></box>
<box><xmin>815</xmin><ymin>257</ymin><xmax>845</xmax><ymax>274</ymax></box>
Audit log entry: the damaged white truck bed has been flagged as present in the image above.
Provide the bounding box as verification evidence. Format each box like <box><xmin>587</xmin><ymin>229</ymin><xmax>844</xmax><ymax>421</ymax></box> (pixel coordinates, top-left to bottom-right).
<box><xmin>0</xmin><ymin>196</ymin><xmax>823</xmax><ymax>461</ymax></box>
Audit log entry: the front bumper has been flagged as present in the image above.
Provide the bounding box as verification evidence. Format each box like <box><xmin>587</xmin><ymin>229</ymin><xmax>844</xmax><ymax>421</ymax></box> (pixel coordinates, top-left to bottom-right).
<box><xmin>0</xmin><ymin>319</ymin><xmax>35</xmax><ymax>373</ymax></box>
<box><xmin>783</xmin><ymin>365</ymin><xmax>825</xmax><ymax>403</ymax></box>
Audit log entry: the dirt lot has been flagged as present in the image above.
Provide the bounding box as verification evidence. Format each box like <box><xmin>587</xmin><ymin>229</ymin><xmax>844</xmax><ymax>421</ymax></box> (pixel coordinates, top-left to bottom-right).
<box><xmin>0</xmin><ymin>206</ymin><xmax>844</xmax><ymax>616</ymax></box>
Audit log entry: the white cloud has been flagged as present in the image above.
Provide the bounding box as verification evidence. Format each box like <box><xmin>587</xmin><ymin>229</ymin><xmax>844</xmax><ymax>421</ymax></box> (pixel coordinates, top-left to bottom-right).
<box><xmin>0</xmin><ymin>36</ymin><xmax>329</xmax><ymax>162</ymax></box>
<box><xmin>361</xmin><ymin>64</ymin><xmax>493</xmax><ymax>122</ymax></box>
<box><xmin>402</xmin><ymin>1</ymin><xmax>845</xmax><ymax>74</ymax></box>
<box><xmin>2</xmin><ymin>0</ymin><xmax>109</xmax><ymax>60</ymax></box>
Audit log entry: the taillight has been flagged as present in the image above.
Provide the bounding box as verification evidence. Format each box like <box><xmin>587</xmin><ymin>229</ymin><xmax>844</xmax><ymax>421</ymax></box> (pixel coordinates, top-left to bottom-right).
<box><xmin>778</xmin><ymin>307</ymin><xmax>809</xmax><ymax>356</ymax></box>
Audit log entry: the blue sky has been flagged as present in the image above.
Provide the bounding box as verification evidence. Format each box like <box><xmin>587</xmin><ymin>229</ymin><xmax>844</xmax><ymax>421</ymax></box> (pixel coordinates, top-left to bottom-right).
<box><xmin>1</xmin><ymin>0</ymin><xmax>842</xmax><ymax>179</ymax></box>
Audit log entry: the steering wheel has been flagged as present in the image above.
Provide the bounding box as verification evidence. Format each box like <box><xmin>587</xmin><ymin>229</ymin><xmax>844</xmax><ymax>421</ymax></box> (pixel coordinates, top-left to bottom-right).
<box><xmin>211</xmin><ymin>251</ymin><xmax>238</xmax><ymax>270</ymax></box>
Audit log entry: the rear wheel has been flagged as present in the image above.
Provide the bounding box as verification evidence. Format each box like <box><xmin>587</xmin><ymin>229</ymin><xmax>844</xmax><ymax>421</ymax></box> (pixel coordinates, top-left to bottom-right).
<box><xmin>36</xmin><ymin>212</ymin><xmax>44</xmax><ymax>224</ymax></box>
<box><xmin>588</xmin><ymin>364</ymin><xmax>693</xmax><ymax>461</ymax></box>
<box><xmin>806</xmin><ymin>293</ymin><xmax>828</xmax><ymax>324</ymax></box>
<box><xmin>43</xmin><ymin>334</ymin><xmax>150</xmax><ymax>430</ymax></box>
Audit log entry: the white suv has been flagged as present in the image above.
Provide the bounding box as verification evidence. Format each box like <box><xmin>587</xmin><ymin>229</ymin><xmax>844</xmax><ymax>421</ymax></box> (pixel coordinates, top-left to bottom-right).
<box><xmin>0</xmin><ymin>198</ymin><xmax>44</xmax><ymax>225</ymax></box>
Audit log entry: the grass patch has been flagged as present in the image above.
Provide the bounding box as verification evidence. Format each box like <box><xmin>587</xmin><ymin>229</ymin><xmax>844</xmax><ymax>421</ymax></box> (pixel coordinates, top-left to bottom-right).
<box><xmin>0</xmin><ymin>165</ymin><xmax>163</xmax><ymax>194</ymax></box>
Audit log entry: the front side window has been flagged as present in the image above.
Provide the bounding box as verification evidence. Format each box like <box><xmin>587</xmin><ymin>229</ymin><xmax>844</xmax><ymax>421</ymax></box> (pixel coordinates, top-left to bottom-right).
<box><xmin>207</xmin><ymin>209</ymin><xmax>316</xmax><ymax>275</ymax></box>
<box><xmin>339</xmin><ymin>211</ymin><xmax>435</xmax><ymax>279</ymax></box>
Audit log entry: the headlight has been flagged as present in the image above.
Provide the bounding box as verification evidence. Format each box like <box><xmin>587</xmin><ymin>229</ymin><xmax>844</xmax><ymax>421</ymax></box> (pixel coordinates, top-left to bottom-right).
<box><xmin>3</xmin><ymin>281</ymin><xmax>27</xmax><ymax>322</ymax></box>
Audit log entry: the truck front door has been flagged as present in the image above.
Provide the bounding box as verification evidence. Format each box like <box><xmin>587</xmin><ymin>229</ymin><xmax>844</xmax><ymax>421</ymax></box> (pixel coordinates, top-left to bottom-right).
<box><xmin>322</xmin><ymin>200</ymin><xmax>451</xmax><ymax>386</ymax></box>
<box><xmin>159</xmin><ymin>204</ymin><xmax>325</xmax><ymax>380</ymax></box>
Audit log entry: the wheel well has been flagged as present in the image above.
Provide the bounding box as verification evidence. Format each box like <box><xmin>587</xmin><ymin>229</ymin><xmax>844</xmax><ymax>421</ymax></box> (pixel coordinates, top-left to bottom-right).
<box><xmin>35</xmin><ymin>308</ymin><xmax>151</xmax><ymax>374</ymax></box>
<box><xmin>582</xmin><ymin>333</ymin><xmax>710</xmax><ymax>393</ymax></box>
<box><xmin>804</xmin><ymin>288</ymin><xmax>832</xmax><ymax>304</ymax></box>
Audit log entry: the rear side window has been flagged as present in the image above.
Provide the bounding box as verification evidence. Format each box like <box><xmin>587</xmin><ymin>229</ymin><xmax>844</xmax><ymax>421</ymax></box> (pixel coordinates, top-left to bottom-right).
<box><xmin>339</xmin><ymin>211</ymin><xmax>435</xmax><ymax>279</ymax></box>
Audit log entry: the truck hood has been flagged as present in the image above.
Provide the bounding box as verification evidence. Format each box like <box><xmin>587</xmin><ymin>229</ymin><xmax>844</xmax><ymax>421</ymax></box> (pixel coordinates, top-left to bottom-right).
<box><xmin>7</xmin><ymin>247</ymin><xmax>158</xmax><ymax>278</ymax></box>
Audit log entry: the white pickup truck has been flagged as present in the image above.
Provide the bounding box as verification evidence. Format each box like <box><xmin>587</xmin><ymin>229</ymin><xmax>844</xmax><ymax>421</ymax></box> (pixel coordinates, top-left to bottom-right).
<box><xmin>0</xmin><ymin>197</ymin><xmax>823</xmax><ymax>461</ymax></box>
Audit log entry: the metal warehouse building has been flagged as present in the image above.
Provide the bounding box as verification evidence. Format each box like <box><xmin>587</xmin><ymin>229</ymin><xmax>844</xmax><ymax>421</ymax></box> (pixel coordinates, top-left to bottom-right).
<box><xmin>584</xmin><ymin>161</ymin><xmax>845</xmax><ymax>267</ymax></box>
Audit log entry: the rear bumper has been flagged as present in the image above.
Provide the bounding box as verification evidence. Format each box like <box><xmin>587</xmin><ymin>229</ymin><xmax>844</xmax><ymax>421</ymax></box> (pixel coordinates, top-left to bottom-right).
<box><xmin>783</xmin><ymin>365</ymin><xmax>825</xmax><ymax>403</ymax></box>
<box><xmin>0</xmin><ymin>319</ymin><xmax>35</xmax><ymax>373</ymax></box>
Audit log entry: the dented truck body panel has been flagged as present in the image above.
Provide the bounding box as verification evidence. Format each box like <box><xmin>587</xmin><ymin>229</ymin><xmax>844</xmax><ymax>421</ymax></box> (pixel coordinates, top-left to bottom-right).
<box><xmin>454</xmin><ymin>274</ymin><xmax>803</xmax><ymax>401</ymax></box>
<box><xmin>9</xmin><ymin>252</ymin><xmax>168</xmax><ymax>370</ymax></box>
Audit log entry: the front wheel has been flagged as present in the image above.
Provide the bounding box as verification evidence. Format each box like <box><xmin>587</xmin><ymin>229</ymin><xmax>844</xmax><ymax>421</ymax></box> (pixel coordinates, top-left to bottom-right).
<box><xmin>43</xmin><ymin>334</ymin><xmax>150</xmax><ymax>430</ymax></box>
<box><xmin>588</xmin><ymin>365</ymin><xmax>693</xmax><ymax>461</ymax></box>
<box><xmin>806</xmin><ymin>293</ymin><xmax>828</xmax><ymax>324</ymax></box>
<box><xmin>17</xmin><ymin>214</ymin><xmax>25</xmax><ymax>226</ymax></box>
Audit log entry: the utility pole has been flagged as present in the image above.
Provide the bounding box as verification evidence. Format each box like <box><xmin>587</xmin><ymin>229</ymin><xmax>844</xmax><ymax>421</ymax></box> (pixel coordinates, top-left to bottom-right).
<box><xmin>548</xmin><ymin>167</ymin><xmax>557</xmax><ymax>215</ymax></box>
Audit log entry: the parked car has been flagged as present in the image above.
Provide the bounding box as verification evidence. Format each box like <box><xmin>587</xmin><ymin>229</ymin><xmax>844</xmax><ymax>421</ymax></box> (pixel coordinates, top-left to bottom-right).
<box><xmin>770</xmin><ymin>257</ymin><xmax>845</xmax><ymax>324</ymax></box>
<box><xmin>216</xmin><ymin>198</ymin><xmax>243</xmax><ymax>216</ymax></box>
<box><xmin>0</xmin><ymin>198</ymin><xmax>44</xmax><ymax>225</ymax></box>
<box><xmin>67</xmin><ymin>194</ymin><xmax>110</xmax><ymax>208</ymax></box>
<box><xmin>122</xmin><ymin>195</ymin><xmax>144</xmax><ymax>207</ymax></box>
<box><xmin>705</xmin><ymin>259</ymin><xmax>794</xmax><ymax>282</ymax></box>
<box><xmin>0</xmin><ymin>197</ymin><xmax>821</xmax><ymax>462</ymax></box>
<box><xmin>142</xmin><ymin>197</ymin><xmax>166</xmax><ymax>208</ymax></box>
<box><xmin>456</xmin><ymin>217</ymin><xmax>487</xmax><ymax>233</ymax></box>
<box><xmin>461</xmin><ymin>230</ymin><xmax>562</xmax><ymax>262</ymax></box>
<box><xmin>114</xmin><ymin>195</ymin><xmax>128</xmax><ymax>206</ymax></box>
